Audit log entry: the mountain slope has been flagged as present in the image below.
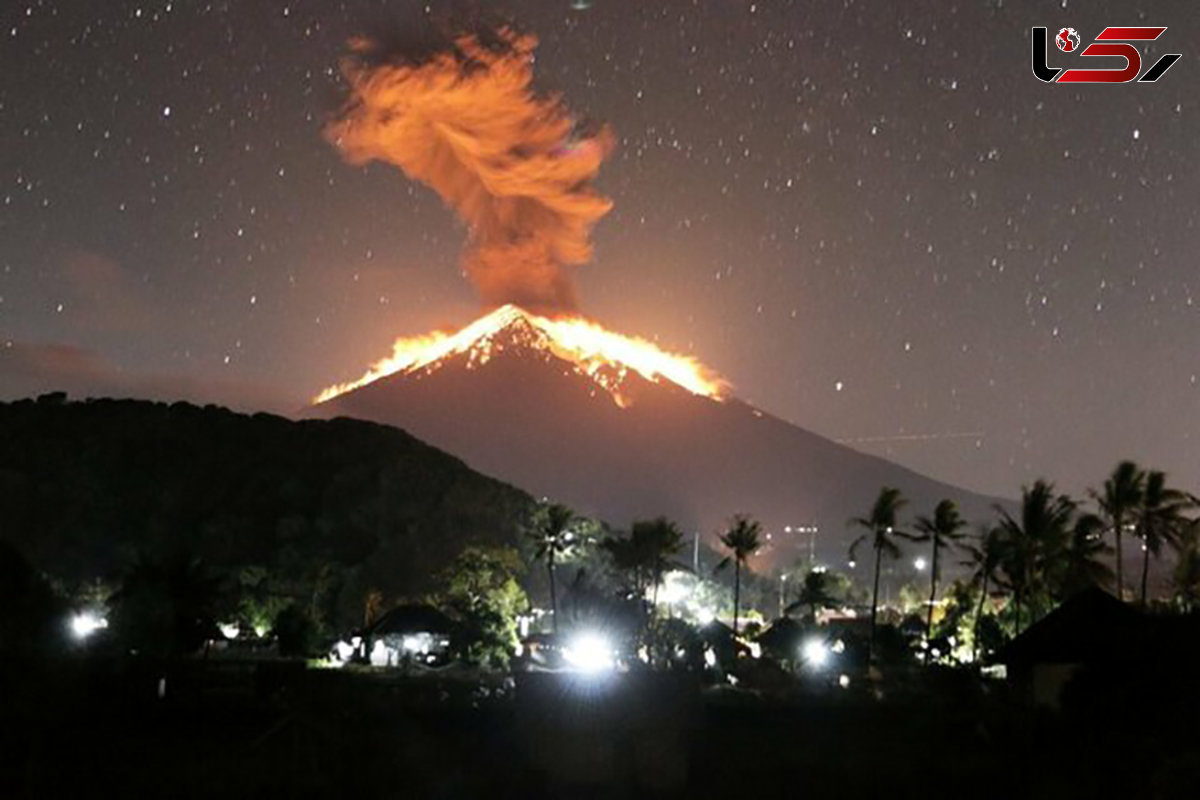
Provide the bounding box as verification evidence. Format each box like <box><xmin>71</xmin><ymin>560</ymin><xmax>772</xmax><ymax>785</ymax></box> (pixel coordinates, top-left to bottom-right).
<box><xmin>0</xmin><ymin>396</ymin><xmax>535</xmax><ymax>624</ymax></box>
<box><xmin>313</xmin><ymin>309</ymin><xmax>1007</xmax><ymax>568</ymax></box>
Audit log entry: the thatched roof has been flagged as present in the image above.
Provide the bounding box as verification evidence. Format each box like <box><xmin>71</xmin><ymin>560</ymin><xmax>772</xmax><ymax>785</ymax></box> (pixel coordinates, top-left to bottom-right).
<box><xmin>997</xmin><ymin>588</ymin><xmax>1140</xmax><ymax>667</ymax></box>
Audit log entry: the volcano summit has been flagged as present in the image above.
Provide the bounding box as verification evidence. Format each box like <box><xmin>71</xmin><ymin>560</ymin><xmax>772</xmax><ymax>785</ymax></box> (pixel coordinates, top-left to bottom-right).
<box><xmin>311</xmin><ymin>306</ymin><xmax>1002</xmax><ymax>567</ymax></box>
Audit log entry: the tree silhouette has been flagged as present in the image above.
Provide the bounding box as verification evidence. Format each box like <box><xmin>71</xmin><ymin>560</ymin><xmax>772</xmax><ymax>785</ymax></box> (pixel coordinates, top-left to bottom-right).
<box><xmin>995</xmin><ymin>480</ymin><xmax>1075</xmax><ymax>635</ymax></box>
<box><xmin>109</xmin><ymin>551</ymin><xmax>221</xmax><ymax>658</ymax></box>
<box><xmin>0</xmin><ymin>540</ymin><xmax>68</xmax><ymax>662</ymax></box>
<box><xmin>273</xmin><ymin>603</ymin><xmax>320</xmax><ymax>657</ymax></box>
<box><xmin>784</xmin><ymin>568</ymin><xmax>840</xmax><ymax>622</ymax></box>
<box><xmin>848</xmin><ymin>486</ymin><xmax>909</xmax><ymax>663</ymax></box>
<box><xmin>716</xmin><ymin>515</ymin><xmax>762</xmax><ymax>633</ymax></box>
<box><xmin>526</xmin><ymin>502</ymin><xmax>581</xmax><ymax>633</ymax></box>
<box><xmin>603</xmin><ymin>517</ymin><xmax>686</xmax><ymax>615</ymax></box>
<box><xmin>1091</xmin><ymin>460</ymin><xmax>1144</xmax><ymax>601</ymax></box>
<box><xmin>1056</xmin><ymin>512</ymin><xmax>1113</xmax><ymax>599</ymax></box>
<box><xmin>1173</xmin><ymin>517</ymin><xmax>1200</xmax><ymax>612</ymax></box>
<box><xmin>961</xmin><ymin>525</ymin><xmax>1005</xmax><ymax>664</ymax></box>
<box><xmin>912</xmin><ymin>499</ymin><xmax>967</xmax><ymax>664</ymax></box>
<box><xmin>1132</xmin><ymin>471</ymin><xmax>1192</xmax><ymax>607</ymax></box>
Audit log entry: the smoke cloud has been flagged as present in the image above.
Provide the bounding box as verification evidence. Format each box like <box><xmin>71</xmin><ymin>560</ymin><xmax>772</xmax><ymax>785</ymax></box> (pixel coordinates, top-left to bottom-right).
<box><xmin>326</xmin><ymin>28</ymin><xmax>614</xmax><ymax>315</ymax></box>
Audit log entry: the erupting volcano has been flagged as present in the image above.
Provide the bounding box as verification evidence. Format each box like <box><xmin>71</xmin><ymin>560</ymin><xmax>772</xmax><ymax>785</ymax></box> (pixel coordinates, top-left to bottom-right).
<box><xmin>310</xmin><ymin>302</ymin><xmax>1004</xmax><ymax>566</ymax></box>
<box><xmin>313</xmin><ymin>24</ymin><xmax>1005</xmax><ymax>563</ymax></box>
<box><xmin>319</xmin><ymin>26</ymin><xmax>721</xmax><ymax>412</ymax></box>
<box><xmin>315</xmin><ymin>304</ymin><xmax>726</xmax><ymax>409</ymax></box>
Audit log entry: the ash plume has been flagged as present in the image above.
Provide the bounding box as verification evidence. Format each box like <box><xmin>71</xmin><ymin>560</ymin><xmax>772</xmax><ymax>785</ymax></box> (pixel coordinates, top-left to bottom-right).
<box><xmin>326</xmin><ymin>26</ymin><xmax>614</xmax><ymax>315</ymax></box>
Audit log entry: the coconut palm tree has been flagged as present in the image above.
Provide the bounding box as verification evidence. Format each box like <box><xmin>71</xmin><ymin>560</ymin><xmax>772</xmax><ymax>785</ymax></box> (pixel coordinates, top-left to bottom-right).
<box><xmin>912</xmin><ymin>499</ymin><xmax>967</xmax><ymax>663</ymax></box>
<box><xmin>1132</xmin><ymin>471</ymin><xmax>1193</xmax><ymax>607</ymax></box>
<box><xmin>785</xmin><ymin>568</ymin><xmax>841</xmax><ymax>622</ymax></box>
<box><xmin>527</xmin><ymin>502</ymin><xmax>580</xmax><ymax>633</ymax></box>
<box><xmin>1056</xmin><ymin>512</ymin><xmax>1113</xmax><ymax>598</ymax></box>
<box><xmin>716</xmin><ymin>515</ymin><xmax>762</xmax><ymax>633</ymax></box>
<box><xmin>962</xmin><ymin>525</ymin><xmax>1005</xmax><ymax>665</ymax></box>
<box><xmin>1091</xmin><ymin>461</ymin><xmax>1145</xmax><ymax>601</ymax></box>
<box><xmin>848</xmin><ymin>486</ymin><xmax>909</xmax><ymax>663</ymax></box>
<box><xmin>635</xmin><ymin>517</ymin><xmax>686</xmax><ymax>610</ymax></box>
<box><xmin>995</xmin><ymin>480</ymin><xmax>1075</xmax><ymax>635</ymax></box>
<box><xmin>603</xmin><ymin>517</ymin><xmax>686</xmax><ymax>614</ymax></box>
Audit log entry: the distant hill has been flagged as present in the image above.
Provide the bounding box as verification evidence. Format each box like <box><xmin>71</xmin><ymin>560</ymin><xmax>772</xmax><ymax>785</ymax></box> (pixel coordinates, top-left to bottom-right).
<box><xmin>0</xmin><ymin>395</ymin><xmax>534</xmax><ymax>626</ymax></box>
<box><xmin>314</xmin><ymin>306</ymin><xmax>1010</xmax><ymax>571</ymax></box>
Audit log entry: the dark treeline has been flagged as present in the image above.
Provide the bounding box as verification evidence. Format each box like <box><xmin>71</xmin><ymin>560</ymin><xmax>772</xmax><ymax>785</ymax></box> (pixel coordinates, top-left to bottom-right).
<box><xmin>0</xmin><ymin>394</ymin><xmax>534</xmax><ymax>633</ymax></box>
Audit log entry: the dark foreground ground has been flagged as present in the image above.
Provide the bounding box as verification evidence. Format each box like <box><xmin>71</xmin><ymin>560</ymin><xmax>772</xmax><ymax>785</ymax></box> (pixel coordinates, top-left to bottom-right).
<box><xmin>4</xmin><ymin>659</ymin><xmax>1199</xmax><ymax>799</ymax></box>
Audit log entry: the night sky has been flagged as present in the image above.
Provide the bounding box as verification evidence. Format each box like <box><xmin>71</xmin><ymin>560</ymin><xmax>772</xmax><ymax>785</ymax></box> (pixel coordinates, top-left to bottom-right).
<box><xmin>2</xmin><ymin>0</ymin><xmax>1197</xmax><ymax>500</ymax></box>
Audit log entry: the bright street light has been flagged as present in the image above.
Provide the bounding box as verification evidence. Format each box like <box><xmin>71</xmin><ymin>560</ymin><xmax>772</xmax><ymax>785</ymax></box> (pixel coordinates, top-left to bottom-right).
<box><xmin>563</xmin><ymin>631</ymin><xmax>616</xmax><ymax>673</ymax></box>
<box><xmin>913</xmin><ymin>556</ymin><xmax>928</xmax><ymax>571</ymax></box>
<box><xmin>801</xmin><ymin>637</ymin><xmax>830</xmax><ymax>669</ymax></box>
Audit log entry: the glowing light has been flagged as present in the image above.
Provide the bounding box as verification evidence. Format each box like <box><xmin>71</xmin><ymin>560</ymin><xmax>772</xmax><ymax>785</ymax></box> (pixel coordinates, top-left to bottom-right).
<box><xmin>219</xmin><ymin>622</ymin><xmax>240</xmax><ymax>640</ymax></box>
<box><xmin>333</xmin><ymin>640</ymin><xmax>355</xmax><ymax>662</ymax></box>
<box><xmin>402</xmin><ymin>633</ymin><xmax>438</xmax><ymax>655</ymax></box>
<box><xmin>802</xmin><ymin>637</ymin><xmax>829</xmax><ymax>668</ymax></box>
<box><xmin>838</xmin><ymin>674</ymin><xmax>851</xmax><ymax>689</ymax></box>
<box><xmin>563</xmin><ymin>631</ymin><xmax>615</xmax><ymax>673</ymax></box>
<box><xmin>913</xmin><ymin>556</ymin><xmax>928</xmax><ymax>571</ymax></box>
<box><xmin>657</xmin><ymin>570</ymin><xmax>690</xmax><ymax>605</ymax></box>
<box><xmin>314</xmin><ymin>304</ymin><xmax>727</xmax><ymax>408</ymax></box>
<box><xmin>696</xmin><ymin>607</ymin><xmax>716</xmax><ymax>625</ymax></box>
<box><xmin>70</xmin><ymin>611</ymin><xmax>107</xmax><ymax>640</ymax></box>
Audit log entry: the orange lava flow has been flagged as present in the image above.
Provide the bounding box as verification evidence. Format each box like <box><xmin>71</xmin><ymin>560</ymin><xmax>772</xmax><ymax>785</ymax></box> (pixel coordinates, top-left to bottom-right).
<box><xmin>314</xmin><ymin>305</ymin><xmax>727</xmax><ymax>406</ymax></box>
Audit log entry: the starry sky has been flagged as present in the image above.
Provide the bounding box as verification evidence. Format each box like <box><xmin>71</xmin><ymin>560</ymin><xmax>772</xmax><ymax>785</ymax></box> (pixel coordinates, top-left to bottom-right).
<box><xmin>1</xmin><ymin>0</ymin><xmax>1197</xmax><ymax>500</ymax></box>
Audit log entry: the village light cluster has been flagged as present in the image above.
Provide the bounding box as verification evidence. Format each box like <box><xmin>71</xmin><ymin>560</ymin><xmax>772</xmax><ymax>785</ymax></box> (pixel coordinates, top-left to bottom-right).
<box><xmin>655</xmin><ymin>570</ymin><xmax>718</xmax><ymax>626</ymax></box>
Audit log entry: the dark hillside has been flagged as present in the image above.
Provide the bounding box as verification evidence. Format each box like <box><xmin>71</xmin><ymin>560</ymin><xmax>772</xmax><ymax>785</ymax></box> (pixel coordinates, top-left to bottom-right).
<box><xmin>0</xmin><ymin>395</ymin><xmax>534</xmax><ymax>626</ymax></box>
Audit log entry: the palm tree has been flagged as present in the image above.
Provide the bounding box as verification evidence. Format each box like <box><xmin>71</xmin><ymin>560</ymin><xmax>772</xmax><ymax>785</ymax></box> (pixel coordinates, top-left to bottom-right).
<box><xmin>848</xmin><ymin>486</ymin><xmax>909</xmax><ymax>663</ymax></box>
<box><xmin>1133</xmin><ymin>471</ymin><xmax>1192</xmax><ymax>607</ymax></box>
<box><xmin>1056</xmin><ymin>512</ymin><xmax>1114</xmax><ymax>598</ymax></box>
<box><xmin>962</xmin><ymin>525</ymin><xmax>1004</xmax><ymax>665</ymax></box>
<box><xmin>634</xmin><ymin>517</ymin><xmax>686</xmax><ymax>610</ymax></box>
<box><xmin>602</xmin><ymin>534</ymin><xmax>649</xmax><ymax>597</ymax></box>
<box><xmin>1091</xmin><ymin>461</ymin><xmax>1145</xmax><ymax>601</ymax></box>
<box><xmin>527</xmin><ymin>502</ymin><xmax>580</xmax><ymax>633</ymax></box>
<box><xmin>995</xmin><ymin>480</ymin><xmax>1075</xmax><ymax>635</ymax></box>
<box><xmin>603</xmin><ymin>517</ymin><xmax>686</xmax><ymax>614</ymax></box>
<box><xmin>912</xmin><ymin>500</ymin><xmax>967</xmax><ymax>663</ymax></box>
<box><xmin>716</xmin><ymin>515</ymin><xmax>762</xmax><ymax>633</ymax></box>
<box><xmin>785</xmin><ymin>568</ymin><xmax>840</xmax><ymax>622</ymax></box>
